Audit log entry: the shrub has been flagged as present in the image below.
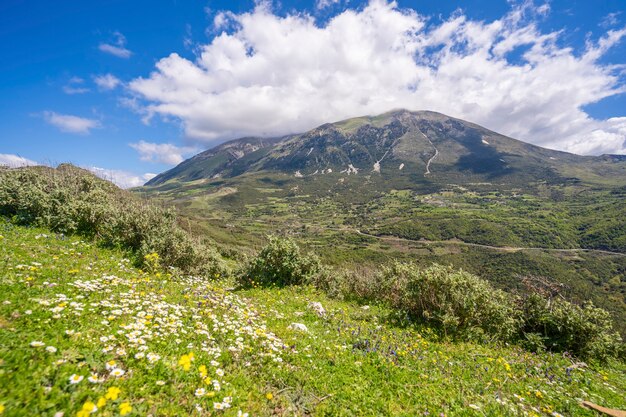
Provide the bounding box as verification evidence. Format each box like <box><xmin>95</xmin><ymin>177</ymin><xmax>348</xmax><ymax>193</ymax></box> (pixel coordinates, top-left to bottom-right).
<box><xmin>321</xmin><ymin>267</ymin><xmax>384</xmax><ymax>302</ymax></box>
<box><xmin>520</xmin><ymin>294</ymin><xmax>623</xmax><ymax>360</ymax></box>
<box><xmin>0</xmin><ymin>165</ymin><xmax>228</xmax><ymax>277</ymax></box>
<box><xmin>378</xmin><ymin>262</ymin><xmax>521</xmax><ymax>341</ymax></box>
<box><xmin>237</xmin><ymin>236</ymin><xmax>323</xmax><ymax>287</ymax></box>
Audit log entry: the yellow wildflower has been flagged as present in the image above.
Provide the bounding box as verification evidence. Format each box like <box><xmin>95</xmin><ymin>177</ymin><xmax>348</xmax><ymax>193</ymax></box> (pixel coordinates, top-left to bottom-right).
<box><xmin>266</xmin><ymin>393</ymin><xmax>273</xmax><ymax>400</ymax></box>
<box><xmin>105</xmin><ymin>386</ymin><xmax>121</xmax><ymax>401</ymax></box>
<box><xmin>97</xmin><ymin>397</ymin><xmax>107</xmax><ymax>408</ymax></box>
<box><xmin>76</xmin><ymin>401</ymin><xmax>97</xmax><ymax>417</ymax></box>
<box><xmin>119</xmin><ymin>402</ymin><xmax>132</xmax><ymax>416</ymax></box>
<box><xmin>179</xmin><ymin>353</ymin><xmax>194</xmax><ymax>371</ymax></box>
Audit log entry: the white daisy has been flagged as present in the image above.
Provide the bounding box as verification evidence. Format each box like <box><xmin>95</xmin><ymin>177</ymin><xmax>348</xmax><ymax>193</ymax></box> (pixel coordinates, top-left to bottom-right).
<box><xmin>69</xmin><ymin>374</ymin><xmax>84</xmax><ymax>384</ymax></box>
<box><xmin>87</xmin><ymin>373</ymin><xmax>104</xmax><ymax>383</ymax></box>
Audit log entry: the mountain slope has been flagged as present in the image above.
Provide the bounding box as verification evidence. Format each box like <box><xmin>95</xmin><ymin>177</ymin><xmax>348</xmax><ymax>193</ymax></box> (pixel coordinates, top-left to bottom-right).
<box><xmin>146</xmin><ymin>136</ymin><xmax>286</xmax><ymax>186</ymax></box>
<box><xmin>146</xmin><ymin>110</ymin><xmax>626</xmax><ymax>190</ymax></box>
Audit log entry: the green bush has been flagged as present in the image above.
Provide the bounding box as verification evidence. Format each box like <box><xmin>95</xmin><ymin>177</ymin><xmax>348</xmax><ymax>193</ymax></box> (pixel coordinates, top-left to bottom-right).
<box><xmin>237</xmin><ymin>236</ymin><xmax>324</xmax><ymax>287</ymax></box>
<box><xmin>339</xmin><ymin>262</ymin><xmax>622</xmax><ymax>359</ymax></box>
<box><xmin>520</xmin><ymin>294</ymin><xmax>623</xmax><ymax>360</ymax></box>
<box><xmin>0</xmin><ymin>165</ymin><xmax>227</xmax><ymax>277</ymax></box>
<box><xmin>379</xmin><ymin>262</ymin><xmax>520</xmax><ymax>341</ymax></box>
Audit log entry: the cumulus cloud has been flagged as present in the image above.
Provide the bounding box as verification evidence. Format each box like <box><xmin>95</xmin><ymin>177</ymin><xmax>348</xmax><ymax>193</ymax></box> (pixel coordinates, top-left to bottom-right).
<box><xmin>94</xmin><ymin>74</ymin><xmax>121</xmax><ymax>90</ymax></box>
<box><xmin>86</xmin><ymin>166</ymin><xmax>154</xmax><ymax>188</ymax></box>
<box><xmin>129</xmin><ymin>0</ymin><xmax>626</xmax><ymax>155</ymax></box>
<box><xmin>43</xmin><ymin>111</ymin><xmax>101</xmax><ymax>134</ymax></box>
<box><xmin>99</xmin><ymin>31</ymin><xmax>132</xmax><ymax>58</ymax></box>
<box><xmin>129</xmin><ymin>140</ymin><xmax>196</xmax><ymax>165</ymax></box>
<box><xmin>0</xmin><ymin>154</ymin><xmax>39</xmax><ymax>167</ymax></box>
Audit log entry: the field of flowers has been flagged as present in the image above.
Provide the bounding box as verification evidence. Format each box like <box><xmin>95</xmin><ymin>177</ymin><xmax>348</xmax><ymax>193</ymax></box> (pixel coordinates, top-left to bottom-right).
<box><xmin>1</xmin><ymin>220</ymin><xmax>625</xmax><ymax>416</ymax></box>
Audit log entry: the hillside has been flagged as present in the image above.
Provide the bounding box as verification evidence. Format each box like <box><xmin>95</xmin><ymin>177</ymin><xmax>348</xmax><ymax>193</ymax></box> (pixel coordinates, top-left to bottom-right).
<box><xmin>1</xmin><ymin>221</ymin><xmax>625</xmax><ymax>416</ymax></box>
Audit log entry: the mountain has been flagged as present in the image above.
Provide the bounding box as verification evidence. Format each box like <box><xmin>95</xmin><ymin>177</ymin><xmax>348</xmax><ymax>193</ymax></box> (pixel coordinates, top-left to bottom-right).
<box><xmin>145</xmin><ymin>110</ymin><xmax>626</xmax><ymax>191</ymax></box>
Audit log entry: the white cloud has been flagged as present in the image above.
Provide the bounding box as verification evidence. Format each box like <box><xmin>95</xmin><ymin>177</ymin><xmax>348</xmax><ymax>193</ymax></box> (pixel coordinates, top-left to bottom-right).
<box><xmin>86</xmin><ymin>166</ymin><xmax>151</xmax><ymax>188</ymax></box>
<box><xmin>316</xmin><ymin>0</ymin><xmax>341</xmax><ymax>10</ymax></box>
<box><xmin>43</xmin><ymin>111</ymin><xmax>101</xmax><ymax>134</ymax></box>
<box><xmin>0</xmin><ymin>154</ymin><xmax>39</xmax><ymax>167</ymax></box>
<box><xmin>94</xmin><ymin>74</ymin><xmax>121</xmax><ymax>90</ymax></box>
<box><xmin>580</xmin><ymin>117</ymin><xmax>626</xmax><ymax>155</ymax></box>
<box><xmin>63</xmin><ymin>77</ymin><xmax>90</xmax><ymax>95</ymax></box>
<box><xmin>99</xmin><ymin>31</ymin><xmax>132</xmax><ymax>58</ymax></box>
<box><xmin>601</xmin><ymin>12</ymin><xmax>621</xmax><ymax>28</ymax></box>
<box><xmin>535</xmin><ymin>3</ymin><xmax>550</xmax><ymax>16</ymax></box>
<box><xmin>99</xmin><ymin>44</ymin><xmax>132</xmax><ymax>58</ymax></box>
<box><xmin>129</xmin><ymin>140</ymin><xmax>195</xmax><ymax>165</ymax></box>
<box><xmin>129</xmin><ymin>0</ymin><xmax>626</xmax><ymax>155</ymax></box>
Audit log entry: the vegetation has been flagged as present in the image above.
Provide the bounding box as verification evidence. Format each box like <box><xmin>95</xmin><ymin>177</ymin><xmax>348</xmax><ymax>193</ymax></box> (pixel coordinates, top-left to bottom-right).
<box><xmin>2</xmin><ymin>222</ymin><xmax>626</xmax><ymax>416</ymax></box>
<box><xmin>520</xmin><ymin>295</ymin><xmax>623</xmax><ymax>361</ymax></box>
<box><xmin>378</xmin><ymin>263</ymin><xmax>520</xmax><ymax>342</ymax></box>
<box><xmin>237</xmin><ymin>235</ymin><xmax>324</xmax><ymax>288</ymax></box>
<box><xmin>235</xmin><ymin>237</ymin><xmax>623</xmax><ymax>360</ymax></box>
<box><xmin>0</xmin><ymin>165</ymin><xmax>228</xmax><ymax>277</ymax></box>
<box><xmin>140</xmin><ymin>175</ymin><xmax>626</xmax><ymax>338</ymax></box>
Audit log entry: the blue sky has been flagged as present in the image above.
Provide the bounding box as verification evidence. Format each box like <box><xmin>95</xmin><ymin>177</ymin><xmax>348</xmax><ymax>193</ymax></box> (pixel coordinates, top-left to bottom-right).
<box><xmin>1</xmin><ymin>0</ymin><xmax>625</xmax><ymax>187</ymax></box>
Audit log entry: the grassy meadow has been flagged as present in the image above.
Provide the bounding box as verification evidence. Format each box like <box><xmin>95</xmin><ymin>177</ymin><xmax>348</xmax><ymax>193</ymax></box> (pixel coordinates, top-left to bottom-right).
<box><xmin>1</xmin><ymin>221</ymin><xmax>625</xmax><ymax>416</ymax></box>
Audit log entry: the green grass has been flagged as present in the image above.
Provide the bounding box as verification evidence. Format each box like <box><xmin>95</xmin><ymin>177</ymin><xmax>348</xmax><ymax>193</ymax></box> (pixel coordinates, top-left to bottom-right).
<box><xmin>2</xmin><ymin>221</ymin><xmax>625</xmax><ymax>416</ymax></box>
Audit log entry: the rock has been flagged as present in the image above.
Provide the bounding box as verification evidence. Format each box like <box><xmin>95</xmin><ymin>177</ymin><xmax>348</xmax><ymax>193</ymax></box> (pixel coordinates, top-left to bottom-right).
<box><xmin>308</xmin><ymin>301</ymin><xmax>326</xmax><ymax>317</ymax></box>
<box><xmin>288</xmin><ymin>323</ymin><xmax>308</xmax><ymax>332</ymax></box>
